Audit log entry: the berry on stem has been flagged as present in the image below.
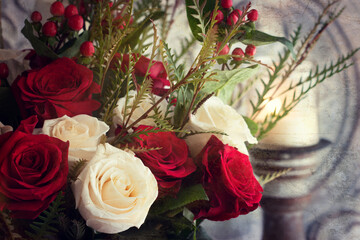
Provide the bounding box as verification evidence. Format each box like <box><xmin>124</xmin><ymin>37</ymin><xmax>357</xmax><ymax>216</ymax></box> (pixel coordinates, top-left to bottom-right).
<box><xmin>42</xmin><ymin>21</ymin><xmax>57</xmax><ymax>37</ymax></box>
<box><xmin>232</xmin><ymin>48</ymin><xmax>245</xmax><ymax>61</ymax></box>
<box><xmin>221</xmin><ymin>0</ymin><xmax>233</xmax><ymax>9</ymax></box>
<box><xmin>227</xmin><ymin>10</ymin><xmax>240</xmax><ymax>26</ymax></box>
<box><xmin>217</xmin><ymin>43</ymin><xmax>229</xmax><ymax>55</ymax></box>
<box><xmin>31</xmin><ymin>11</ymin><xmax>42</xmax><ymax>23</ymax></box>
<box><xmin>247</xmin><ymin>9</ymin><xmax>259</xmax><ymax>22</ymax></box>
<box><xmin>50</xmin><ymin>1</ymin><xmax>65</xmax><ymax>16</ymax></box>
<box><xmin>213</xmin><ymin>10</ymin><xmax>224</xmax><ymax>24</ymax></box>
<box><xmin>68</xmin><ymin>14</ymin><xmax>84</xmax><ymax>31</ymax></box>
<box><xmin>64</xmin><ymin>4</ymin><xmax>79</xmax><ymax>19</ymax></box>
<box><xmin>0</xmin><ymin>63</ymin><xmax>9</xmax><ymax>79</ymax></box>
<box><xmin>80</xmin><ymin>41</ymin><xmax>95</xmax><ymax>57</ymax></box>
<box><xmin>245</xmin><ymin>44</ymin><xmax>256</xmax><ymax>56</ymax></box>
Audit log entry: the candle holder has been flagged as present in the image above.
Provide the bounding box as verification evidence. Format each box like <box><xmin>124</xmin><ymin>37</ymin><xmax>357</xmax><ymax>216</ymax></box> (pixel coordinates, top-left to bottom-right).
<box><xmin>250</xmin><ymin>139</ymin><xmax>331</xmax><ymax>240</ymax></box>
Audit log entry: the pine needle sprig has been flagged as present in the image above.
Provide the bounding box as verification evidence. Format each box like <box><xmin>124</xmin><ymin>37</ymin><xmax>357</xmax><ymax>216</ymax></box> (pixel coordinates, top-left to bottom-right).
<box><xmin>180</xmin><ymin>129</ymin><xmax>227</xmax><ymax>139</ymax></box>
<box><xmin>26</xmin><ymin>193</ymin><xmax>65</xmax><ymax>240</ymax></box>
<box><xmin>58</xmin><ymin>215</ymin><xmax>86</xmax><ymax>240</ymax></box>
<box><xmin>160</xmin><ymin>41</ymin><xmax>185</xmax><ymax>83</ymax></box>
<box><xmin>112</xmin><ymin>126</ymin><xmax>171</xmax><ymax>146</ymax></box>
<box><xmin>186</xmin><ymin>0</ymin><xmax>210</xmax><ymax>42</ymax></box>
<box><xmin>258</xmin><ymin>168</ymin><xmax>292</xmax><ymax>186</ymax></box>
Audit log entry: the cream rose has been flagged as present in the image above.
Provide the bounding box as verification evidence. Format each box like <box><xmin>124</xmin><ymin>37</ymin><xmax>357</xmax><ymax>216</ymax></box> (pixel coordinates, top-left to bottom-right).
<box><xmin>72</xmin><ymin>143</ymin><xmax>158</xmax><ymax>234</ymax></box>
<box><xmin>42</xmin><ymin>114</ymin><xmax>109</xmax><ymax>164</ymax></box>
<box><xmin>113</xmin><ymin>90</ymin><xmax>167</xmax><ymax>128</ymax></box>
<box><xmin>184</xmin><ymin>96</ymin><xmax>257</xmax><ymax>157</ymax></box>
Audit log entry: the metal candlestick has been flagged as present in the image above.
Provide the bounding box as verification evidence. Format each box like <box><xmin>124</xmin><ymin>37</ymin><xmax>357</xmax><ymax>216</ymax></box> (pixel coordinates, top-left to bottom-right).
<box><xmin>250</xmin><ymin>139</ymin><xmax>331</xmax><ymax>240</ymax></box>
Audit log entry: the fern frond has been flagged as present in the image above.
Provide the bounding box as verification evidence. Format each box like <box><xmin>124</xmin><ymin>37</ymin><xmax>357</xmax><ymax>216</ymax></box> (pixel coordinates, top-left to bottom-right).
<box><xmin>68</xmin><ymin>159</ymin><xmax>88</xmax><ymax>182</ymax></box>
<box><xmin>181</xmin><ymin>129</ymin><xmax>227</xmax><ymax>139</ymax></box>
<box><xmin>26</xmin><ymin>193</ymin><xmax>65</xmax><ymax>240</ymax></box>
<box><xmin>258</xmin><ymin>168</ymin><xmax>291</xmax><ymax>186</ymax></box>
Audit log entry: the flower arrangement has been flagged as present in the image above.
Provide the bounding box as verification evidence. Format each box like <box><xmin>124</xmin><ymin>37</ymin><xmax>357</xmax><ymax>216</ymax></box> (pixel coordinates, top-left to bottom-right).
<box><xmin>0</xmin><ymin>0</ymin><xmax>358</xmax><ymax>239</ymax></box>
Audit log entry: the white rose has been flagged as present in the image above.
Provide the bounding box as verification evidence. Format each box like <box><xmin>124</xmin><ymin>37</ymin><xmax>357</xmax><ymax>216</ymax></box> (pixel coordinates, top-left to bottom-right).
<box><xmin>184</xmin><ymin>96</ymin><xmax>257</xmax><ymax>157</ymax></box>
<box><xmin>72</xmin><ymin>143</ymin><xmax>158</xmax><ymax>234</ymax></box>
<box><xmin>42</xmin><ymin>115</ymin><xmax>109</xmax><ymax>164</ymax></box>
<box><xmin>113</xmin><ymin>90</ymin><xmax>167</xmax><ymax>128</ymax></box>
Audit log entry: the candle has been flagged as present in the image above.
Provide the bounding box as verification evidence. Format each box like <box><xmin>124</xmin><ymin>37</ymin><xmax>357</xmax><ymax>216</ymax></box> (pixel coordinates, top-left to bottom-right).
<box><xmin>257</xmin><ymin>62</ymin><xmax>319</xmax><ymax>149</ymax></box>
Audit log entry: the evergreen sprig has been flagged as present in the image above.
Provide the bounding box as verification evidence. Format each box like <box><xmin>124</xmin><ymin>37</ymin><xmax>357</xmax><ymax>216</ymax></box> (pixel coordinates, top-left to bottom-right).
<box><xmin>258</xmin><ymin>169</ymin><xmax>291</xmax><ymax>186</ymax></box>
<box><xmin>68</xmin><ymin>159</ymin><xmax>88</xmax><ymax>183</ymax></box>
<box><xmin>25</xmin><ymin>193</ymin><xmax>65</xmax><ymax>240</ymax></box>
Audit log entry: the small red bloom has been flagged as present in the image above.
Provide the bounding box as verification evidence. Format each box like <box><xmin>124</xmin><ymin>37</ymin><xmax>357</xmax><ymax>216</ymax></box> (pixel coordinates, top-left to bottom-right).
<box><xmin>64</xmin><ymin>4</ymin><xmax>79</xmax><ymax>19</ymax></box>
<box><xmin>133</xmin><ymin>125</ymin><xmax>196</xmax><ymax>197</ymax></box>
<box><xmin>80</xmin><ymin>41</ymin><xmax>95</xmax><ymax>57</ymax></box>
<box><xmin>42</xmin><ymin>21</ymin><xmax>57</xmax><ymax>37</ymax></box>
<box><xmin>227</xmin><ymin>9</ymin><xmax>242</xmax><ymax>26</ymax></box>
<box><xmin>247</xmin><ymin>9</ymin><xmax>259</xmax><ymax>22</ymax></box>
<box><xmin>50</xmin><ymin>1</ymin><xmax>65</xmax><ymax>16</ymax></box>
<box><xmin>31</xmin><ymin>11</ymin><xmax>42</xmax><ymax>23</ymax></box>
<box><xmin>68</xmin><ymin>14</ymin><xmax>84</xmax><ymax>31</ymax></box>
<box><xmin>212</xmin><ymin>10</ymin><xmax>224</xmax><ymax>24</ymax></box>
<box><xmin>0</xmin><ymin>63</ymin><xmax>9</xmax><ymax>79</ymax></box>
<box><xmin>221</xmin><ymin>0</ymin><xmax>233</xmax><ymax>9</ymax></box>
<box><xmin>232</xmin><ymin>48</ymin><xmax>245</xmax><ymax>61</ymax></box>
<box><xmin>245</xmin><ymin>44</ymin><xmax>256</xmax><ymax>56</ymax></box>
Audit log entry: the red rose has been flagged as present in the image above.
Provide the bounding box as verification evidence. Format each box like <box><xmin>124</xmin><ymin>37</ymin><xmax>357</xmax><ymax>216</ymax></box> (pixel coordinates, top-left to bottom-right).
<box><xmin>133</xmin><ymin>125</ymin><xmax>196</xmax><ymax>197</ymax></box>
<box><xmin>193</xmin><ymin>135</ymin><xmax>262</xmax><ymax>221</ymax></box>
<box><xmin>114</xmin><ymin>54</ymin><xmax>170</xmax><ymax>96</ymax></box>
<box><xmin>11</xmin><ymin>57</ymin><xmax>100</xmax><ymax>124</ymax></box>
<box><xmin>0</xmin><ymin>116</ymin><xmax>69</xmax><ymax>219</ymax></box>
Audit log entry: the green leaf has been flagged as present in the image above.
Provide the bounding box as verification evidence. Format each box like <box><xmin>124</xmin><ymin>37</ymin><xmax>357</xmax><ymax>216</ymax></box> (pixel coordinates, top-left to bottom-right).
<box><xmin>240</xmin><ymin>30</ymin><xmax>295</xmax><ymax>58</ymax></box>
<box><xmin>151</xmin><ymin>184</ymin><xmax>208</xmax><ymax>214</ymax></box>
<box><xmin>21</xmin><ymin>20</ymin><xmax>58</xmax><ymax>59</ymax></box>
<box><xmin>185</xmin><ymin>0</ymin><xmax>216</xmax><ymax>42</ymax></box>
<box><xmin>58</xmin><ymin>31</ymin><xmax>90</xmax><ymax>58</ymax></box>
<box><xmin>243</xmin><ymin>116</ymin><xmax>258</xmax><ymax>136</ymax></box>
<box><xmin>201</xmin><ymin>65</ymin><xmax>260</xmax><ymax>104</ymax></box>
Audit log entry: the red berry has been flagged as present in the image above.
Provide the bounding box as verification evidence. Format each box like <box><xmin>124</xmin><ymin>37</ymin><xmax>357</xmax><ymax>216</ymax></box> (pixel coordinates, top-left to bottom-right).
<box><xmin>227</xmin><ymin>11</ymin><xmax>239</xmax><ymax>26</ymax></box>
<box><xmin>64</xmin><ymin>4</ymin><xmax>79</xmax><ymax>19</ymax></box>
<box><xmin>213</xmin><ymin>10</ymin><xmax>224</xmax><ymax>24</ymax></box>
<box><xmin>80</xmin><ymin>41</ymin><xmax>95</xmax><ymax>57</ymax></box>
<box><xmin>0</xmin><ymin>63</ymin><xmax>9</xmax><ymax>79</ymax></box>
<box><xmin>247</xmin><ymin>9</ymin><xmax>259</xmax><ymax>22</ymax></box>
<box><xmin>221</xmin><ymin>0</ymin><xmax>233</xmax><ymax>9</ymax></box>
<box><xmin>31</xmin><ymin>11</ymin><xmax>42</xmax><ymax>23</ymax></box>
<box><xmin>232</xmin><ymin>48</ymin><xmax>245</xmax><ymax>61</ymax></box>
<box><xmin>42</xmin><ymin>21</ymin><xmax>57</xmax><ymax>37</ymax></box>
<box><xmin>68</xmin><ymin>14</ymin><xmax>84</xmax><ymax>31</ymax></box>
<box><xmin>217</xmin><ymin>43</ymin><xmax>229</xmax><ymax>55</ymax></box>
<box><xmin>245</xmin><ymin>44</ymin><xmax>256</xmax><ymax>56</ymax></box>
<box><xmin>50</xmin><ymin>1</ymin><xmax>65</xmax><ymax>16</ymax></box>
<box><xmin>108</xmin><ymin>2</ymin><xmax>114</xmax><ymax>8</ymax></box>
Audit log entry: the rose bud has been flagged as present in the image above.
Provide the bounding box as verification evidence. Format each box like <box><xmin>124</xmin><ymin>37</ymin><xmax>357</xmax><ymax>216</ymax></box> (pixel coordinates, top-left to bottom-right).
<box><xmin>232</xmin><ymin>48</ymin><xmax>245</xmax><ymax>61</ymax></box>
<box><xmin>247</xmin><ymin>9</ymin><xmax>259</xmax><ymax>22</ymax></box>
<box><xmin>31</xmin><ymin>11</ymin><xmax>42</xmax><ymax>23</ymax></box>
<box><xmin>50</xmin><ymin>1</ymin><xmax>65</xmax><ymax>16</ymax></box>
<box><xmin>217</xmin><ymin>43</ymin><xmax>230</xmax><ymax>55</ymax></box>
<box><xmin>64</xmin><ymin>4</ymin><xmax>79</xmax><ymax>19</ymax></box>
<box><xmin>221</xmin><ymin>0</ymin><xmax>233</xmax><ymax>9</ymax></box>
<box><xmin>42</xmin><ymin>21</ymin><xmax>57</xmax><ymax>37</ymax></box>
<box><xmin>245</xmin><ymin>44</ymin><xmax>256</xmax><ymax>56</ymax></box>
<box><xmin>80</xmin><ymin>41</ymin><xmax>95</xmax><ymax>57</ymax></box>
<box><xmin>68</xmin><ymin>14</ymin><xmax>84</xmax><ymax>31</ymax></box>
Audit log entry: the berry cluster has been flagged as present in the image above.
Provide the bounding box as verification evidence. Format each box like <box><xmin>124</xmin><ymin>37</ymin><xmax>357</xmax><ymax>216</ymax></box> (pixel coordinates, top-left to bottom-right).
<box><xmin>29</xmin><ymin>1</ymin><xmax>94</xmax><ymax>57</ymax></box>
<box><xmin>215</xmin><ymin>0</ymin><xmax>259</xmax><ymax>63</ymax></box>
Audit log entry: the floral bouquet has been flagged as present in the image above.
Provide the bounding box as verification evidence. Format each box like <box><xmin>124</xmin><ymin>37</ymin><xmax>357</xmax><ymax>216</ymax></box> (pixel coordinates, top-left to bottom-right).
<box><xmin>0</xmin><ymin>0</ymin><xmax>357</xmax><ymax>239</ymax></box>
